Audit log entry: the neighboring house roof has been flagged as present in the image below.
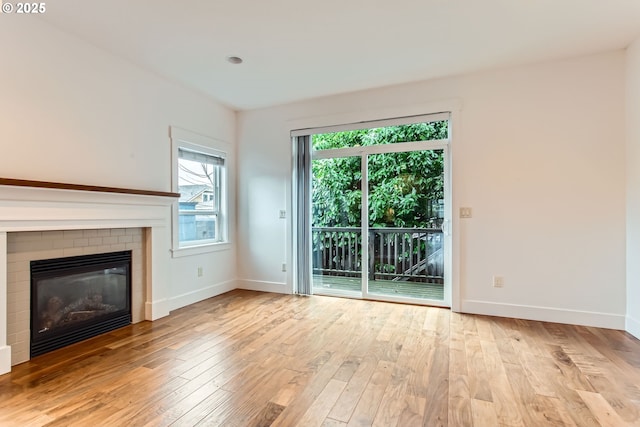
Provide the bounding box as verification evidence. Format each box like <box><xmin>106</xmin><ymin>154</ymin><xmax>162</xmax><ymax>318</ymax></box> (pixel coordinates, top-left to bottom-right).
<box><xmin>178</xmin><ymin>185</ymin><xmax>212</xmax><ymax>203</ymax></box>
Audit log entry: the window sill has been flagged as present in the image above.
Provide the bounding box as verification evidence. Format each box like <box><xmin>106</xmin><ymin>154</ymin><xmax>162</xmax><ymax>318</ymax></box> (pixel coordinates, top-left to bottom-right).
<box><xmin>171</xmin><ymin>241</ymin><xmax>231</xmax><ymax>258</ymax></box>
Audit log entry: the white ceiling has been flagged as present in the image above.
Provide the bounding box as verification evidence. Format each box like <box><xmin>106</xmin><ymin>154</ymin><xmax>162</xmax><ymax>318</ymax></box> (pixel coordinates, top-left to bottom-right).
<box><xmin>41</xmin><ymin>0</ymin><xmax>640</xmax><ymax>111</ymax></box>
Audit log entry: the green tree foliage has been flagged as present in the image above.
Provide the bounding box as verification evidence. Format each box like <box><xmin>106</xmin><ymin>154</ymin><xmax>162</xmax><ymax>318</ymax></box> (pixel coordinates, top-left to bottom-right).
<box><xmin>312</xmin><ymin>122</ymin><xmax>447</xmax><ymax>228</ymax></box>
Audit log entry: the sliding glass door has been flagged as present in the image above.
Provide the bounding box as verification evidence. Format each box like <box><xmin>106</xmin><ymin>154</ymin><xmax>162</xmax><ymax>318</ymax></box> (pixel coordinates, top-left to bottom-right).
<box><xmin>295</xmin><ymin>115</ymin><xmax>451</xmax><ymax>307</ymax></box>
<box><xmin>366</xmin><ymin>150</ymin><xmax>445</xmax><ymax>301</ymax></box>
<box><xmin>312</xmin><ymin>156</ymin><xmax>363</xmax><ymax>297</ymax></box>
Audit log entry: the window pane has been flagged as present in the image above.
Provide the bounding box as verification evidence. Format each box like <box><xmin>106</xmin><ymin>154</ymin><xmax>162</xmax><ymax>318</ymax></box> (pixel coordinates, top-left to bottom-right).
<box><xmin>178</xmin><ymin>211</ymin><xmax>217</xmax><ymax>244</ymax></box>
<box><xmin>312</xmin><ymin>121</ymin><xmax>448</xmax><ymax>150</ymax></box>
<box><xmin>178</xmin><ymin>149</ymin><xmax>222</xmax><ymax>246</ymax></box>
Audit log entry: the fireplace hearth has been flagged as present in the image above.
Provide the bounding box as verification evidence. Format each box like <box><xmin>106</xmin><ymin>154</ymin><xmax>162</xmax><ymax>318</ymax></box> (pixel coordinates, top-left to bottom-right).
<box><xmin>30</xmin><ymin>251</ymin><xmax>132</xmax><ymax>358</ymax></box>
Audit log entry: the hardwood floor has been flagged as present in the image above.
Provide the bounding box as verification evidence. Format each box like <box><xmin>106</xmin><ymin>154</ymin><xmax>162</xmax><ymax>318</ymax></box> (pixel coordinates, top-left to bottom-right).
<box><xmin>1</xmin><ymin>290</ymin><xmax>640</xmax><ymax>426</ymax></box>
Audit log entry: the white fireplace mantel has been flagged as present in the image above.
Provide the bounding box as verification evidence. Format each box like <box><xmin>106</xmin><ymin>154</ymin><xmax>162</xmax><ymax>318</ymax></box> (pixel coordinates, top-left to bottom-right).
<box><xmin>0</xmin><ymin>182</ymin><xmax>178</xmax><ymax>374</ymax></box>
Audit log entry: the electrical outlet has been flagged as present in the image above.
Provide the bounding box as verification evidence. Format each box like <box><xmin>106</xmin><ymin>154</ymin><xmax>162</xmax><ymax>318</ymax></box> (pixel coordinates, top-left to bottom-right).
<box><xmin>493</xmin><ymin>275</ymin><xmax>504</xmax><ymax>287</ymax></box>
<box><xmin>460</xmin><ymin>207</ymin><xmax>472</xmax><ymax>218</ymax></box>
<box><xmin>197</xmin><ymin>266</ymin><xmax>203</xmax><ymax>277</ymax></box>
<box><xmin>281</xmin><ymin>263</ymin><xmax>287</xmax><ymax>272</ymax></box>
<box><xmin>279</xmin><ymin>210</ymin><xmax>286</xmax><ymax>219</ymax></box>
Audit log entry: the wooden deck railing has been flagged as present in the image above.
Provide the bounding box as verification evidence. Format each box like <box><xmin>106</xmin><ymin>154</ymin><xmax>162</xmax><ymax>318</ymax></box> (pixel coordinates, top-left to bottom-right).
<box><xmin>312</xmin><ymin>227</ymin><xmax>444</xmax><ymax>283</ymax></box>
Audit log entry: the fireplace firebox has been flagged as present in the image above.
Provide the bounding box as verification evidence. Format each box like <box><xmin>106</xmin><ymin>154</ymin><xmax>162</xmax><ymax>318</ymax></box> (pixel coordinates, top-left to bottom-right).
<box><xmin>30</xmin><ymin>251</ymin><xmax>132</xmax><ymax>358</ymax></box>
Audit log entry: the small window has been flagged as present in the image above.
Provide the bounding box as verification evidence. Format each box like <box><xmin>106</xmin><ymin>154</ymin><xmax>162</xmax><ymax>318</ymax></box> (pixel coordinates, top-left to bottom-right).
<box><xmin>178</xmin><ymin>148</ymin><xmax>224</xmax><ymax>246</ymax></box>
<box><xmin>171</xmin><ymin>127</ymin><xmax>228</xmax><ymax>254</ymax></box>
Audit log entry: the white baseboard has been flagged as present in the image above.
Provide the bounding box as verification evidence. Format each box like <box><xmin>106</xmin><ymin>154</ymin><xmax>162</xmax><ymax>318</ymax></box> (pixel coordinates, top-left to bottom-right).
<box><xmin>145</xmin><ymin>298</ymin><xmax>171</xmax><ymax>321</ymax></box>
<box><xmin>626</xmin><ymin>315</ymin><xmax>640</xmax><ymax>339</ymax></box>
<box><xmin>462</xmin><ymin>300</ymin><xmax>626</xmax><ymax>330</ymax></box>
<box><xmin>236</xmin><ymin>279</ymin><xmax>291</xmax><ymax>294</ymax></box>
<box><xmin>168</xmin><ymin>279</ymin><xmax>237</xmax><ymax>312</ymax></box>
<box><xmin>0</xmin><ymin>345</ymin><xmax>11</xmax><ymax>375</ymax></box>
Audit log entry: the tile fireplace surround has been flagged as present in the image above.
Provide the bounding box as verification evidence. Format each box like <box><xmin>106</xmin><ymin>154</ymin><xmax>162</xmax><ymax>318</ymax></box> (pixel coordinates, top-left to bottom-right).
<box><xmin>0</xmin><ymin>180</ymin><xmax>177</xmax><ymax>374</ymax></box>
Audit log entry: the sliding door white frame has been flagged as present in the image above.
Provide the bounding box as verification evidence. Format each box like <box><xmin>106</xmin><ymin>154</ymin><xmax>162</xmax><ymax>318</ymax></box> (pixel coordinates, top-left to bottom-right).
<box><xmin>293</xmin><ymin>113</ymin><xmax>453</xmax><ymax>307</ymax></box>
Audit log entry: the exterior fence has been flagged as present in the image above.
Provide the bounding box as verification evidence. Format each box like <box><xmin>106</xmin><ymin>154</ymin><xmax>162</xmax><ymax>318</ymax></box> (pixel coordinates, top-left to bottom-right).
<box><xmin>312</xmin><ymin>227</ymin><xmax>444</xmax><ymax>283</ymax></box>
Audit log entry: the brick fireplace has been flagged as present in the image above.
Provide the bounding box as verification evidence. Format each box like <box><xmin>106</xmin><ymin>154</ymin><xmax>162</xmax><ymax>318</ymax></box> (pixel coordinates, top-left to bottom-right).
<box><xmin>0</xmin><ymin>179</ymin><xmax>178</xmax><ymax>374</ymax></box>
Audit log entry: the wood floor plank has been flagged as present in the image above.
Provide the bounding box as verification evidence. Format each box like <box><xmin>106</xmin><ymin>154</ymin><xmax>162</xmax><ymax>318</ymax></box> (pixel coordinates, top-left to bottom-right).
<box><xmin>422</xmin><ymin>309</ymin><xmax>450</xmax><ymax>426</ymax></box>
<box><xmin>346</xmin><ymin>360</ymin><xmax>393</xmax><ymax>426</ymax></box>
<box><xmin>371</xmin><ymin>367</ymin><xmax>409</xmax><ymax>427</ymax></box>
<box><xmin>548</xmin><ymin>345</ymin><xmax>597</xmax><ymax>393</ymax></box>
<box><xmin>269</xmin><ymin>371</ymin><xmax>311</xmax><ymax>408</ymax></box>
<box><xmin>168</xmin><ymin>387</ymin><xmax>234</xmax><ymax>427</ymax></box>
<box><xmin>581</xmin><ymin>374</ymin><xmax>640</xmax><ymax>423</ymax></box>
<box><xmin>0</xmin><ymin>290</ymin><xmax>639</xmax><ymax>427</ymax></box>
<box><xmin>327</xmin><ymin>354</ymin><xmax>379</xmax><ymax>422</ymax></box>
<box><xmin>297</xmin><ymin>378</ymin><xmax>348</xmax><ymax>427</ymax></box>
<box><xmin>474</xmin><ymin>315</ymin><xmax>495</xmax><ymax>342</ymax></box>
<box><xmin>448</xmin><ymin>374</ymin><xmax>472</xmax><ymax>427</ymax></box>
<box><xmin>372</xmin><ymin>307</ymin><xmax>432</xmax><ymax>427</ymax></box>
<box><xmin>515</xmin><ymin>350</ymin><xmax>557</xmax><ymax>398</ymax></box>
<box><xmin>250</xmin><ymin>401</ymin><xmax>287</xmax><ymax>427</ymax></box>
<box><xmin>212</xmin><ymin>365</ymin><xmax>301</xmax><ymax>425</ymax></box>
<box><xmin>503</xmin><ymin>360</ymin><xmax>562</xmax><ymax>426</ymax></box>
<box><xmin>576</xmin><ymin>389</ymin><xmax>633</xmax><ymax>427</ymax></box>
<box><xmin>448</xmin><ymin>312</ymin><xmax>472</xmax><ymax>426</ymax></box>
<box><xmin>470</xmin><ymin>398</ymin><xmax>499</xmax><ymax>427</ymax></box>
<box><xmin>421</xmin><ymin>368</ymin><xmax>449</xmax><ymax>426</ymax></box>
<box><xmin>534</xmin><ymin>395</ymin><xmax>580</xmax><ymax>427</ymax></box>
<box><xmin>322</xmin><ymin>418</ymin><xmax>349</xmax><ymax>427</ymax></box>
<box><xmin>465</xmin><ymin>328</ymin><xmax>493</xmax><ymax>402</ymax></box>
<box><xmin>132</xmin><ymin>375</ymin><xmax>224</xmax><ymax>426</ymax></box>
<box><xmin>490</xmin><ymin>320</ymin><xmax>521</xmax><ymax>366</ymax></box>
<box><xmin>270</xmin><ymin>353</ymin><xmax>345</xmax><ymax>427</ymax></box>
<box><xmin>539</xmin><ymin>354</ymin><xmax>601</xmax><ymax>427</ymax></box>
<box><xmin>479</xmin><ymin>339</ymin><xmax>525</xmax><ymax>427</ymax></box>
<box><xmin>397</xmin><ymin>394</ymin><xmax>426</xmax><ymax>426</ymax></box>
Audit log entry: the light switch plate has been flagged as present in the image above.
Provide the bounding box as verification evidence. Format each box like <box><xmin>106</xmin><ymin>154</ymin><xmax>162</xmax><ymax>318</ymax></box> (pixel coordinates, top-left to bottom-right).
<box><xmin>460</xmin><ymin>207</ymin><xmax>472</xmax><ymax>218</ymax></box>
<box><xmin>493</xmin><ymin>275</ymin><xmax>504</xmax><ymax>287</ymax></box>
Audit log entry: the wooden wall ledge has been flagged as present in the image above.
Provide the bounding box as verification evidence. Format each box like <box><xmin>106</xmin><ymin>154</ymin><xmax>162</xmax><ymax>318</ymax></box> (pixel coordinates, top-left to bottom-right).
<box><xmin>0</xmin><ymin>178</ymin><xmax>180</xmax><ymax>198</ymax></box>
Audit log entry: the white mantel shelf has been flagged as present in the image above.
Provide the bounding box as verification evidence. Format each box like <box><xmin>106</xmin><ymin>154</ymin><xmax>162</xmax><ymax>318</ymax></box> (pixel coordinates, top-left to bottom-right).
<box><xmin>0</xmin><ymin>179</ymin><xmax>178</xmax><ymax>374</ymax></box>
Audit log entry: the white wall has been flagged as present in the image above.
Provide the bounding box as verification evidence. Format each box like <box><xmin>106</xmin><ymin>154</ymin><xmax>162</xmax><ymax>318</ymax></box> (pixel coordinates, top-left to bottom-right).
<box><xmin>238</xmin><ymin>51</ymin><xmax>627</xmax><ymax>328</ymax></box>
<box><xmin>626</xmin><ymin>37</ymin><xmax>640</xmax><ymax>338</ymax></box>
<box><xmin>0</xmin><ymin>17</ymin><xmax>237</xmax><ymax>312</ymax></box>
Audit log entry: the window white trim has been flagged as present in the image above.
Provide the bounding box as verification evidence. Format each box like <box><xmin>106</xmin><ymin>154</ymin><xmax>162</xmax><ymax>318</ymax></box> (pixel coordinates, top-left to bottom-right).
<box><xmin>290</xmin><ymin>112</ymin><xmax>450</xmax><ymax>137</ymax></box>
<box><xmin>291</xmin><ymin>112</ymin><xmax>454</xmax><ymax>307</ymax></box>
<box><xmin>170</xmin><ymin>126</ymin><xmax>230</xmax><ymax>257</ymax></box>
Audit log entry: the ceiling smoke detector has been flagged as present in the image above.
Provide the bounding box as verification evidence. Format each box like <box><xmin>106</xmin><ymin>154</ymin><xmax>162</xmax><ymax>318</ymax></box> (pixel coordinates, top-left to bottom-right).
<box><xmin>227</xmin><ymin>56</ymin><xmax>243</xmax><ymax>64</ymax></box>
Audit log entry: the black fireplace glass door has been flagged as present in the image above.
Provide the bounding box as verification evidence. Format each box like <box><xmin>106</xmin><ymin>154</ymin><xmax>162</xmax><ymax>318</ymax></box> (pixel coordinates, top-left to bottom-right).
<box><xmin>36</xmin><ymin>266</ymin><xmax>128</xmax><ymax>334</ymax></box>
<box><xmin>30</xmin><ymin>250</ymin><xmax>132</xmax><ymax>357</ymax></box>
